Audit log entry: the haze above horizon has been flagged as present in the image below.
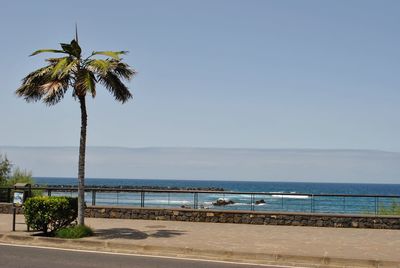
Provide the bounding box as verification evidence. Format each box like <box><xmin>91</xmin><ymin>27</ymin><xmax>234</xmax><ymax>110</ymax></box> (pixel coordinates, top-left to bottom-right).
<box><xmin>1</xmin><ymin>146</ymin><xmax>399</xmax><ymax>184</ymax></box>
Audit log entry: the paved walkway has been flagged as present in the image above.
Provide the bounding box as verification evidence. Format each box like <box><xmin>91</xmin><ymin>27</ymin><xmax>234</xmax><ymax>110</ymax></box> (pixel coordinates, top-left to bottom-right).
<box><xmin>1</xmin><ymin>214</ymin><xmax>399</xmax><ymax>267</ymax></box>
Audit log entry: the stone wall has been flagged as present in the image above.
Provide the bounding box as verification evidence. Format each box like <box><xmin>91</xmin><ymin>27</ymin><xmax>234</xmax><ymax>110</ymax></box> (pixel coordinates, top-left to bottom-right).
<box><xmin>84</xmin><ymin>206</ymin><xmax>400</xmax><ymax>229</ymax></box>
<box><xmin>1</xmin><ymin>202</ymin><xmax>399</xmax><ymax>229</ymax></box>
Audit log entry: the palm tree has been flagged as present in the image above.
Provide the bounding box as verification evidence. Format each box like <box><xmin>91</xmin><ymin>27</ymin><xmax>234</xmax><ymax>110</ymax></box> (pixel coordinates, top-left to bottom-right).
<box><xmin>16</xmin><ymin>30</ymin><xmax>135</xmax><ymax>225</ymax></box>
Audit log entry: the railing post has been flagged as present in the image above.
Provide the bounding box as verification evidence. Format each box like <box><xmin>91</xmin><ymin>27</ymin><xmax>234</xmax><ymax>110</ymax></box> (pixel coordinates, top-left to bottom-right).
<box><xmin>140</xmin><ymin>191</ymin><xmax>145</xmax><ymax>207</ymax></box>
<box><xmin>193</xmin><ymin>192</ymin><xmax>198</xmax><ymax>209</ymax></box>
<box><xmin>311</xmin><ymin>195</ymin><xmax>314</xmax><ymax>213</ymax></box>
<box><xmin>91</xmin><ymin>190</ymin><xmax>96</xmax><ymax>206</ymax></box>
<box><xmin>251</xmin><ymin>194</ymin><xmax>254</xmax><ymax>211</ymax></box>
<box><xmin>47</xmin><ymin>189</ymin><xmax>52</xmax><ymax>197</ymax></box>
<box><xmin>375</xmin><ymin>197</ymin><xmax>378</xmax><ymax>215</ymax></box>
<box><xmin>343</xmin><ymin>196</ymin><xmax>346</xmax><ymax>213</ymax></box>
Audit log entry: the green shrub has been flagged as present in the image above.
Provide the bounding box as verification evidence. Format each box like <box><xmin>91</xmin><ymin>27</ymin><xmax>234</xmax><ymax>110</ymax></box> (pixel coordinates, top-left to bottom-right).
<box><xmin>23</xmin><ymin>196</ymin><xmax>78</xmax><ymax>234</ymax></box>
<box><xmin>0</xmin><ymin>155</ymin><xmax>11</xmax><ymax>186</ymax></box>
<box><xmin>7</xmin><ymin>168</ymin><xmax>34</xmax><ymax>186</ymax></box>
<box><xmin>379</xmin><ymin>202</ymin><xmax>400</xmax><ymax>215</ymax></box>
<box><xmin>55</xmin><ymin>225</ymin><xmax>93</xmax><ymax>239</ymax></box>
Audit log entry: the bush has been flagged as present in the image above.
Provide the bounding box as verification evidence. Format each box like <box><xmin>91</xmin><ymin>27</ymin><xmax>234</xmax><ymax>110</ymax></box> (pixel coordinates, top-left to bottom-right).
<box><xmin>379</xmin><ymin>202</ymin><xmax>400</xmax><ymax>215</ymax></box>
<box><xmin>55</xmin><ymin>225</ymin><xmax>93</xmax><ymax>239</ymax></box>
<box><xmin>0</xmin><ymin>154</ymin><xmax>36</xmax><ymax>188</ymax></box>
<box><xmin>0</xmin><ymin>155</ymin><xmax>11</xmax><ymax>186</ymax></box>
<box><xmin>7</xmin><ymin>168</ymin><xmax>34</xmax><ymax>186</ymax></box>
<box><xmin>24</xmin><ymin>196</ymin><xmax>78</xmax><ymax>234</ymax></box>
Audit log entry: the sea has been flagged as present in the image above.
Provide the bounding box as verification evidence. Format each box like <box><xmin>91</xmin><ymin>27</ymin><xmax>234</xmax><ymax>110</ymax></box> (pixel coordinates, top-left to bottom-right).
<box><xmin>34</xmin><ymin>177</ymin><xmax>400</xmax><ymax>215</ymax></box>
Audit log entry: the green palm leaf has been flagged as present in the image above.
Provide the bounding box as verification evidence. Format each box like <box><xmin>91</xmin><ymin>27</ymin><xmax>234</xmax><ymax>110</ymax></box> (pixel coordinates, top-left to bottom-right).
<box><xmin>30</xmin><ymin>49</ymin><xmax>66</xmax><ymax>56</ymax></box>
<box><xmin>87</xmin><ymin>59</ymin><xmax>113</xmax><ymax>75</ymax></box>
<box><xmin>76</xmin><ymin>69</ymin><xmax>96</xmax><ymax>97</ymax></box>
<box><xmin>61</xmin><ymin>59</ymin><xmax>79</xmax><ymax>77</ymax></box>
<box><xmin>51</xmin><ymin>57</ymin><xmax>70</xmax><ymax>79</ymax></box>
<box><xmin>92</xmin><ymin>51</ymin><xmax>127</xmax><ymax>60</ymax></box>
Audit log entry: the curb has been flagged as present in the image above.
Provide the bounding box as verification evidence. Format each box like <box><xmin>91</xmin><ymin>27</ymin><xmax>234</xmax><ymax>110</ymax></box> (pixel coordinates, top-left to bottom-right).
<box><xmin>0</xmin><ymin>232</ymin><xmax>399</xmax><ymax>268</ymax></box>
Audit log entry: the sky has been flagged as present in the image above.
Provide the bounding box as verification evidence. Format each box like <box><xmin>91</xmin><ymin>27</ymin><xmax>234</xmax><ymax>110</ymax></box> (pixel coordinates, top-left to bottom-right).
<box><xmin>0</xmin><ymin>1</ymin><xmax>399</xmax><ymax>164</ymax></box>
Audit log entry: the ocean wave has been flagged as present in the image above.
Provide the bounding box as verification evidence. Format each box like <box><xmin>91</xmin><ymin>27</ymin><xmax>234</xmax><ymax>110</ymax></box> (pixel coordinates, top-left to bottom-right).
<box><xmin>211</xmin><ymin>202</ymin><xmax>249</xmax><ymax>206</ymax></box>
<box><xmin>271</xmin><ymin>194</ymin><xmax>309</xmax><ymax>199</ymax></box>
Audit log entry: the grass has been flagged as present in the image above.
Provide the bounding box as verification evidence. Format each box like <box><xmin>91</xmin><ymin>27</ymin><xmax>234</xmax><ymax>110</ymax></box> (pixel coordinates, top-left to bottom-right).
<box><xmin>55</xmin><ymin>225</ymin><xmax>94</xmax><ymax>239</ymax></box>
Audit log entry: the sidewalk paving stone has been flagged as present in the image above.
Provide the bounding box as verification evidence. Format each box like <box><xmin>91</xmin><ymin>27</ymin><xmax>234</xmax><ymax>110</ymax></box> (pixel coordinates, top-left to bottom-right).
<box><xmin>1</xmin><ymin>214</ymin><xmax>399</xmax><ymax>267</ymax></box>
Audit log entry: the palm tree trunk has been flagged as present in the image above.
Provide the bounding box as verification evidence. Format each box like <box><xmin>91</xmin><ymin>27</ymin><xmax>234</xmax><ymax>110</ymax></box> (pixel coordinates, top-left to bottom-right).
<box><xmin>77</xmin><ymin>95</ymin><xmax>87</xmax><ymax>226</ymax></box>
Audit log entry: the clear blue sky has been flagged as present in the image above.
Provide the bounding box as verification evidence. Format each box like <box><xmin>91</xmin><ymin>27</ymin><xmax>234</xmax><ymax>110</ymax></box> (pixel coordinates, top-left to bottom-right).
<box><xmin>0</xmin><ymin>0</ymin><xmax>399</xmax><ymax>152</ymax></box>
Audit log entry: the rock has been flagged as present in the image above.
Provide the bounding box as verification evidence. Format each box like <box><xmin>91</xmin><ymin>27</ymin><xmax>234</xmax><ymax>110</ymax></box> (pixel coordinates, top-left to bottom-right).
<box><xmin>255</xmin><ymin>199</ymin><xmax>265</xmax><ymax>205</ymax></box>
<box><xmin>212</xmin><ymin>198</ymin><xmax>235</xmax><ymax>206</ymax></box>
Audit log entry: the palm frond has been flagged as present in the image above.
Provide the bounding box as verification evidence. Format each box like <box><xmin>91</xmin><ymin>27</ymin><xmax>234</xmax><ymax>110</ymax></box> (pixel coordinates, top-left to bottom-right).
<box><xmin>42</xmin><ymin>76</ymin><xmax>70</xmax><ymax>105</ymax></box>
<box><xmin>87</xmin><ymin>59</ymin><xmax>135</xmax><ymax>80</ymax></box>
<box><xmin>16</xmin><ymin>66</ymin><xmax>54</xmax><ymax>102</ymax></box>
<box><xmin>30</xmin><ymin>49</ymin><xmax>66</xmax><ymax>56</ymax></box>
<box><xmin>20</xmin><ymin>65</ymin><xmax>53</xmax><ymax>84</ymax></box>
<box><xmin>113</xmin><ymin>61</ymin><xmax>135</xmax><ymax>80</ymax></box>
<box><xmin>98</xmin><ymin>72</ymin><xmax>132</xmax><ymax>103</ymax></box>
<box><xmin>16</xmin><ymin>65</ymin><xmax>71</xmax><ymax>105</ymax></box>
<box><xmin>61</xmin><ymin>59</ymin><xmax>79</xmax><ymax>77</ymax></box>
<box><xmin>60</xmin><ymin>40</ymin><xmax>82</xmax><ymax>58</ymax></box>
<box><xmin>51</xmin><ymin>57</ymin><xmax>70</xmax><ymax>79</ymax></box>
<box><xmin>46</xmin><ymin>57</ymin><xmax>68</xmax><ymax>64</ymax></box>
<box><xmin>75</xmin><ymin>69</ymin><xmax>96</xmax><ymax>97</ymax></box>
<box><xmin>16</xmin><ymin>84</ymin><xmax>45</xmax><ymax>103</ymax></box>
<box><xmin>92</xmin><ymin>51</ymin><xmax>128</xmax><ymax>60</ymax></box>
<box><xmin>86</xmin><ymin>59</ymin><xmax>113</xmax><ymax>76</ymax></box>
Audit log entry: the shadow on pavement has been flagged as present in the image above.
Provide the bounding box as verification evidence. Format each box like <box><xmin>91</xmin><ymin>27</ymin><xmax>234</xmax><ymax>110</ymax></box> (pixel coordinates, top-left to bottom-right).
<box><xmin>94</xmin><ymin>228</ymin><xmax>186</xmax><ymax>240</ymax></box>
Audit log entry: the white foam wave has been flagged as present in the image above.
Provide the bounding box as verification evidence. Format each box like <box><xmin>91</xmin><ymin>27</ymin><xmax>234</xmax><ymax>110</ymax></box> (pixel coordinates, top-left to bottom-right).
<box><xmin>226</xmin><ymin>202</ymin><xmax>248</xmax><ymax>206</ymax></box>
<box><xmin>271</xmin><ymin>194</ymin><xmax>309</xmax><ymax>199</ymax></box>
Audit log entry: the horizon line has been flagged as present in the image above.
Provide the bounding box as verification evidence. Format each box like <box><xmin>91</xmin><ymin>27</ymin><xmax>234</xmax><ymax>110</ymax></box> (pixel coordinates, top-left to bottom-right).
<box><xmin>33</xmin><ymin>176</ymin><xmax>400</xmax><ymax>185</ymax></box>
<box><xmin>0</xmin><ymin>145</ymin><xmax>398</xmax><ymax>154</ymax></box>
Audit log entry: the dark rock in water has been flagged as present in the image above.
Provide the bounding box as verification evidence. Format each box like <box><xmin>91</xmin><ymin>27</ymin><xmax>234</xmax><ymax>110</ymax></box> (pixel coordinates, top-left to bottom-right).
<box><xmin>255</xmin><ymin>199</ymin><xmax>266</xmax><ymax>205</ymax></box>
<box><xmin>180</xmin><ymin>205</ymin><xmax>192</xmax><ymax>209</ymax></box>
<box><xmin>213</xmin><ymin>198</ymin><xmax>235</xmax><ymax>206</ymax></box>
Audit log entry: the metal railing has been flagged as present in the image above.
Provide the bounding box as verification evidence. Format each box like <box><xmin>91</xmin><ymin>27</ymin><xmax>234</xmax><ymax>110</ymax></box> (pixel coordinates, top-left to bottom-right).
<box><xmin>1</xmin><ymin>186</ymin><xmax>400</xmax><ymax>215</ymax></box>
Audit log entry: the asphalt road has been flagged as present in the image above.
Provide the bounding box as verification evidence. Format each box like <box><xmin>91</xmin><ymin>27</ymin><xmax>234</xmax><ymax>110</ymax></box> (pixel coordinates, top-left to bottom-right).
<box><xmin>0</xmin><ymin>244</ymin><xmax>278</xmax><ymax>268</ymax></box>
